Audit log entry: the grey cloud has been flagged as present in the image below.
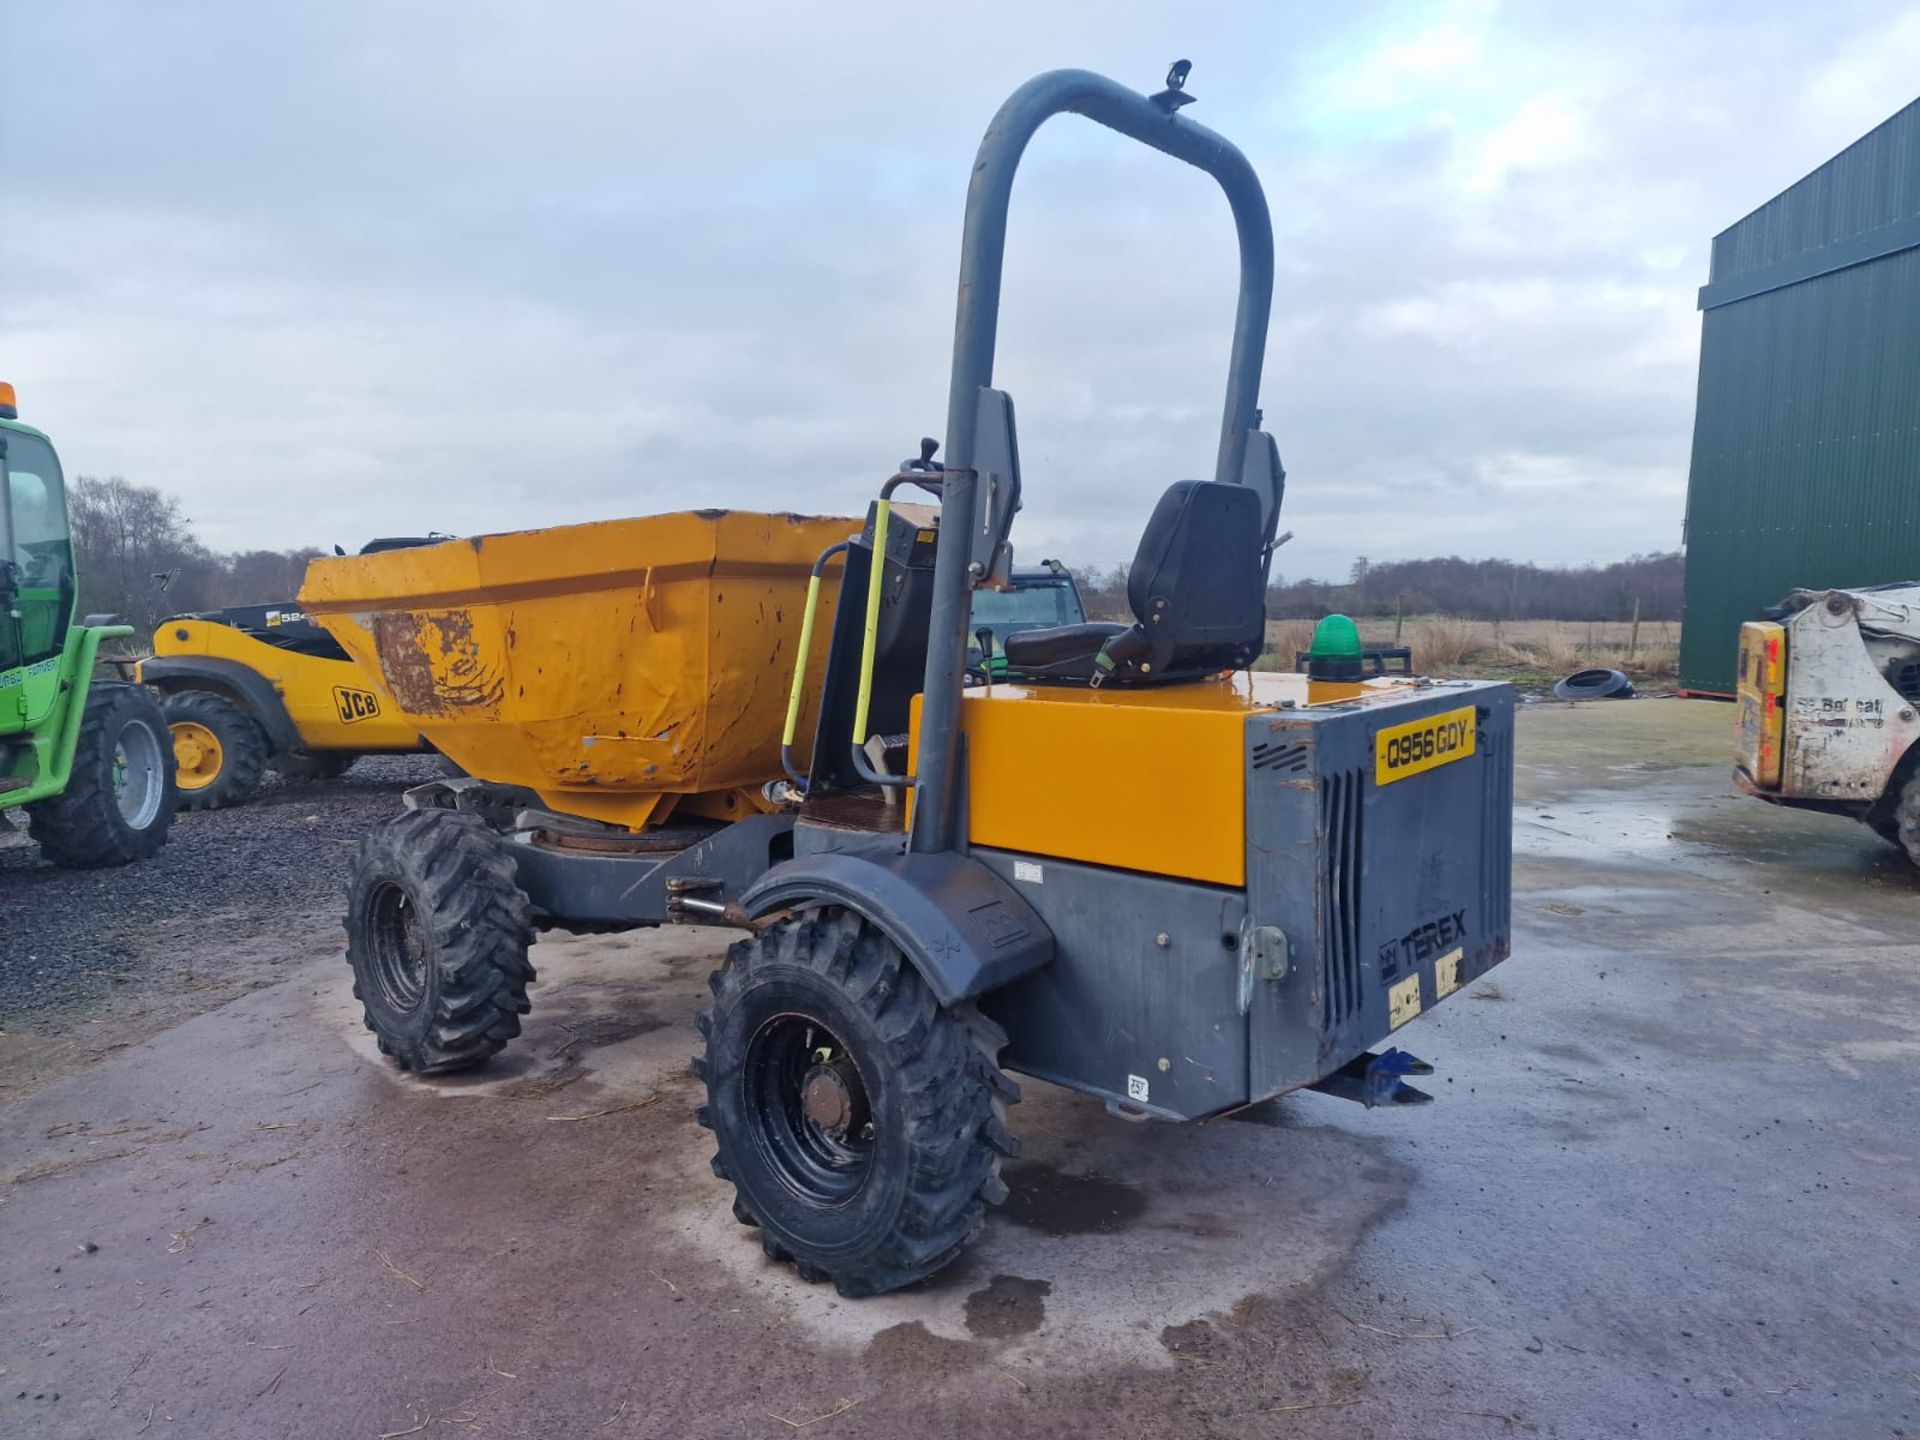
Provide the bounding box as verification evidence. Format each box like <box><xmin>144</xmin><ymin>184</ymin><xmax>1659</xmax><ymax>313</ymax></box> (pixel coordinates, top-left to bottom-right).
<box><xmin>3</xmin><ymin>1</ymin><xmax>1917</xmax><ymax>581</ymax></box>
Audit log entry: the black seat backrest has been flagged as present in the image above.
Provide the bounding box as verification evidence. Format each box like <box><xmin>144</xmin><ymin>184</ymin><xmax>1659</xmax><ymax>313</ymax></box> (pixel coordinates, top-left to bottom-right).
<box><xmin>1099</xmin><ymin>480</ymin><xmax>1265</xmax><ymax>684</ymax></box>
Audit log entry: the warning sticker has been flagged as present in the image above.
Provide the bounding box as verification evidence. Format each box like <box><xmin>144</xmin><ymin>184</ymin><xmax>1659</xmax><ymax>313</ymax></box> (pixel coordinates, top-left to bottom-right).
<box><xmin>1388</xmin><ymin>973</ymin><xmax>1423</xmax><ymax>1030</ymax></box>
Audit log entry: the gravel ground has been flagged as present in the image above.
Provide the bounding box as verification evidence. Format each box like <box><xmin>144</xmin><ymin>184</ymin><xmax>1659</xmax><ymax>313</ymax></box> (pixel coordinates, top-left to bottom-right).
<box><xmin>0</xmin><ymin>755</ymin><xmax>439</xmax><ymax>1025</ymax></box>
<box><xmin>2</xmin><ymin>701</ymin><xmax>1915</xmax><ymax>1439</ymax></box>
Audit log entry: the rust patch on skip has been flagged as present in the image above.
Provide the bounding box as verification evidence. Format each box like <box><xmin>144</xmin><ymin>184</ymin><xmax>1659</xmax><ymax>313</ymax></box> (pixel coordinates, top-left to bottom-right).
<box><xmin>371</xmin><ymin>608</ymin><xmax>504</xmax><ymax>717</ymax></box>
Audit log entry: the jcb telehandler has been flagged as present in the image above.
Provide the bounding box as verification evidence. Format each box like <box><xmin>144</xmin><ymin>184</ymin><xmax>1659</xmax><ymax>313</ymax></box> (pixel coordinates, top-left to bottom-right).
<box><xmin>306</xmin><ymin>66</ymin><xmax>1516</xmax><ymax>1297</ymax></box>
<box><xmin>1</xmin><ymin>384</ymin><xmax>177</xmax><ymax>867</ymax></box>
<box><xmin>138</xmin><ymin>553</ymin><xmax>434</xmax><ymax>811</ymax></box>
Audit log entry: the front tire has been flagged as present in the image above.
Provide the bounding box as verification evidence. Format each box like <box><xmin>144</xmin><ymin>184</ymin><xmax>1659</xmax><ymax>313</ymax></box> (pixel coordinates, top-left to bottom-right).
<box><xmin>163</xmin><ymin>690</ymin><xmax>269</xmax><ymax>810</ymax></box>
<box><xmin>28</xmin><ymin>683</ymin><xmax>177</xmax><ymax>868</ymax></box>
<box><xmin>695</xmin><ymin>908</ymin><xmax>1018</xmax><ymax>1297</ymax></box>
<box><xmin>345</xmin><ymin>809</ymin><xmax>535</xmax><ymax>1072</ymax></box>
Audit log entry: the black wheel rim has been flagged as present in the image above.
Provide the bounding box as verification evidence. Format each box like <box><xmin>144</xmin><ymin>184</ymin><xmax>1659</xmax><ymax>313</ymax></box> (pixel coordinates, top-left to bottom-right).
<box><xmin>744</xmin><ymin>1013</ymin><xmax>874</xmax><ymax>1207</ymax></box>
<box><xmin>366</xmin><ymin>881</ymin><xmax>429</xmax><ymax>1012</ymax></box>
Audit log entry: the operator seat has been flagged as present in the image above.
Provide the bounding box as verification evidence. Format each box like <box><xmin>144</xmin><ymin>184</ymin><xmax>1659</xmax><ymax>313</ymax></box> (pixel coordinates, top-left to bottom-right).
<box><xmin>1002</xmin><ymin>479</ymin><xmax>1266</xmax><ymax>685</ymax></box>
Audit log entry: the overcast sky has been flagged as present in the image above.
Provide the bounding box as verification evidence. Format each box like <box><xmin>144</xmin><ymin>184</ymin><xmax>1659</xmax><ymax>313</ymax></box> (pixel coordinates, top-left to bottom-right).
<box><xmin>5</xmin><ymin>2</ymin><xmax>1918</xmax><ymax>581</ymax></box>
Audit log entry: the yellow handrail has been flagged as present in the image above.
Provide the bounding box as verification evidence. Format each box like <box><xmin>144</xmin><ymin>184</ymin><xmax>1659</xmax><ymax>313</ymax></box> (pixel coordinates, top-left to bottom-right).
<box><xmin>851</xmin><ymin>498</ymin><xmax>891</xmax><ymax>745</ymax></box>
<box><xmin>781</xmin><ymin>573</ymin><xmax>825</xmax><ymax>750</ymax></box>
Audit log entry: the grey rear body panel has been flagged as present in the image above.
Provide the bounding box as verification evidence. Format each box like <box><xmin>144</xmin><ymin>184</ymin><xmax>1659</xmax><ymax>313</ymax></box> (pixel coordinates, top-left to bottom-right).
<box><xmin>970</xmin><ymin>680</ymin><xmax>1514</xmax><ymax>1120</ymax></box>
<box><xmin>973</xmin><ymin>854</ymin><xmax>1247</xmax><ymax>1119</ymax></box>
<box><xmin>1245</xmin><ymin>681</ymin><xmax>1513</xmax><ymax>1100</ymax></box>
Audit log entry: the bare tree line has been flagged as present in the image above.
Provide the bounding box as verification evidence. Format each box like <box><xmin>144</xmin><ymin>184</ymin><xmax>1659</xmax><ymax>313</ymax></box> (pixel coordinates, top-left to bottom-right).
<box><xmin>68</xmin><ymin>476</ymin><xmax>321</xmax><ymax>635</ymax></box>
<box><xmin>1078</xmin><ymin>551</ymin><xmax>1684</xmax><ymax>624</ymax></box>
<box><xmin>68</xmin><ymin>474</ymin><xmax>1685</xmax><ymax>637</ymax></box>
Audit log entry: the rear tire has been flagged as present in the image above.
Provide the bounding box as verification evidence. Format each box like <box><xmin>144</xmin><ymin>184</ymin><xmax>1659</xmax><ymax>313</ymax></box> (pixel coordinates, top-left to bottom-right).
<box><xmin>694</xmin><ymin>908</ymin><xmax>1018</xmax><ymax>1296</ymax></box>
<box><xmin>28</xmin><ymin>683</ymin><xmax>177</xmax><ymax>868</ymax></box>
<box><xmin>274</xmin><ymin>751</ymin><xmax>358</xmax><ymax>781</ymax></box>
<box><xmin>162</xmin><ymin>690</ymin><xmax>269</xmax><ymax>810</ymax></box>
<box><xmin>1890</xmin><ymin>776</ymin><xmax>1920</xmax><ymax>867</ymax></box>
<box><xmin>345</xmin><ymin>809</ymin><xmax>535</xmax><ymax>1072</ymax></box>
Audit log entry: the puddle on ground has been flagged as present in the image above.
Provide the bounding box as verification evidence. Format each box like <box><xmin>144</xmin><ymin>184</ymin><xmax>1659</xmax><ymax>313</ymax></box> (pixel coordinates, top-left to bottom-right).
<box><xmin>963</xmin><ymin>1274</ymin><xmax>1051</xmax><ymax>1338</ymax></box>
<box><xmin>317</xmin><ymin>919</ymin><xmax>1410</xmax><ymax>1374</ymax></box>
<box><xmin>999</xmin><ymin>1162</ymin><xmax>1147</xmax><ymax>1236</ymax></box>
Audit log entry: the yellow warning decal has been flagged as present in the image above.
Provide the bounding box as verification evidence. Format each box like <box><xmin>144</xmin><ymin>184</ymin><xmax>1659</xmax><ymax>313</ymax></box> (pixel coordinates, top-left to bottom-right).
<box><xmin>1435</xmin><ymin>946</ymin><xmax>1463</xmax><ymax>999</ymax></box>
<box><xmin>1388</xmin><ymin>973</ymin><xmax>1422</xmax><ymax>1030</ymax></box>
<box><xmin>1375</xmin><ymin>705</ymin><xmax>1476</xmax><ymax>786</ymax></box>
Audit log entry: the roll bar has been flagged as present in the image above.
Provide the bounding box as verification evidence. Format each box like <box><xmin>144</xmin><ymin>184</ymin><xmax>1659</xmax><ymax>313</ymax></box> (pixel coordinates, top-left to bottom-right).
<box><xmin>910</xmin><ymin>65</ymin><xmax>1277</xmax><ymax>854</ymax></box>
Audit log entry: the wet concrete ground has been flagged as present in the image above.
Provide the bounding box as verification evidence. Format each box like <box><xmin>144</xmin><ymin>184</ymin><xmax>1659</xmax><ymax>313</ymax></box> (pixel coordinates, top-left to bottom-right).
<box><xmin>2</xmin><ymin>699</ymin><xmax>1916</xmax><ymax>1438</ymax></box>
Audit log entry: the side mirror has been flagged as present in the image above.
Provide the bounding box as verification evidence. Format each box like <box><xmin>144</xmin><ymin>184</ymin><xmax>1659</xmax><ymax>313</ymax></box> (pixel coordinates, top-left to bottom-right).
<box><xmin>968</xmin><ymin>388</ymin><xmax>1022</xmax><ymax>592</ymax></box>
<box><xmin>1240</xmin><ymin>429</ymin><xmax>1285</xmax><ymax>540</ymax></box>
<box><xmin>1240</xmin><ymin>429</ymin><xmax>1286</xmax><ymax>580</ymax></box>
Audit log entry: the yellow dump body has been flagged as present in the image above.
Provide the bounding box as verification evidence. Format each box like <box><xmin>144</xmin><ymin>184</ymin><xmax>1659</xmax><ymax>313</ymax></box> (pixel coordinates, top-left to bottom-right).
<box><xmin>299</xmin><ymin>510</ymin><xmax>854</xmax><ymax>831</ymax></box>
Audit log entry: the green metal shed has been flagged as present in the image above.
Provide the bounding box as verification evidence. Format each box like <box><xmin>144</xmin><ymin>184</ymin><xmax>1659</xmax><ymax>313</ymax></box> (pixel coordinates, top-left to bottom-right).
<box><xmin>1680</xmin><ymin>97</ymin><xmax>1920</xmax><ymax>695</ymax></box>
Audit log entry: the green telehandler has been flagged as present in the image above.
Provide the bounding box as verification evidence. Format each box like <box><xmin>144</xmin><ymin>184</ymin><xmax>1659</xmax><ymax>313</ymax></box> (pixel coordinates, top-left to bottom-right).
<box><xmin>1</xmin><ymin>382</ymin><xmax>178</xmax><ymax>867</ymax></box>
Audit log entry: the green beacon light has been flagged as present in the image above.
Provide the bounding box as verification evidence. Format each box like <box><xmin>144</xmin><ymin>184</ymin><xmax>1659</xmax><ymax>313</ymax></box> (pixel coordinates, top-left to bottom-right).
<box><xmin>1307</xmin><ymin>613</ymin><xmax>1365</xmax><ymax>680</ymax></box>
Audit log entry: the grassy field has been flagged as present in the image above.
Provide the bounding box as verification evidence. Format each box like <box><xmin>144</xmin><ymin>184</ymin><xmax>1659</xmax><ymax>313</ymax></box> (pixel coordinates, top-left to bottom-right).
<box><xmin>1258</xmin><ymin>616</ymin><xmax>1680</xmax><ymax>691</ymax></box>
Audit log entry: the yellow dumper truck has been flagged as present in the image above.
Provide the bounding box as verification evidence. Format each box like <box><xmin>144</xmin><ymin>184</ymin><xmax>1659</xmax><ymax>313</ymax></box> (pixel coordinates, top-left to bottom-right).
<box><xmin>305</xmin><ymin>64</ymin><xmax>1517</xmax><ymax>1297</ymax></box>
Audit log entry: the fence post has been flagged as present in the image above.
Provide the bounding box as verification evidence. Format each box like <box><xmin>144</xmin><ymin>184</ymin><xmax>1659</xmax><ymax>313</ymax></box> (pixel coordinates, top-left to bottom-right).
<box><xmin>1629</xmin><ymin>596</ymin><xmax>1641</xmax><ymax>660</ymax></box>
<box><xmin>1394</xmin><ymin>594</ymin><xmax>1404</xmax><ymax>644</ymax></box>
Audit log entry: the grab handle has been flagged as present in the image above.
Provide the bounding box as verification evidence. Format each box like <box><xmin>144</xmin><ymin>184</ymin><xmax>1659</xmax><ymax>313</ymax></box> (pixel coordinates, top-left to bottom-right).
<box><xmin>778</xmin><ymin>541</ymin><xmax>848</xmax><ymax>786</ymax></box>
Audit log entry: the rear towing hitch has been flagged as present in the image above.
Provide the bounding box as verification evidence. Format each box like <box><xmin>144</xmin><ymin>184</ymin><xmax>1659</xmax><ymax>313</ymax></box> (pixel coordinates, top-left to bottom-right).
<box><xmin>1309</xmin><ymin>1048</ymin><xmax>1435</xmax><ymax>1108</ymax></box>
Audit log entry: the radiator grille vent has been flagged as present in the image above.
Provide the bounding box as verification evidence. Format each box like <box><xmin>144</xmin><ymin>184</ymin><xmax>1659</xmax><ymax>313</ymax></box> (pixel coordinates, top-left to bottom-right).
<box><xmin>1320</xmin><ymin>767</ymin><xmax>1365</xmax><ymax>1028</ymax></box>
<box><xmin>1887</xmin><ymin>658</ymin><xmax>1920</xmax><ymax>705</ymax></box>
<box><xmin>1478</xmin><ymin>712</ymin><xmax>1512</xmax><ymax>942</ymax></box>
<box><xmin>1251</xmin><ymin>739</ymin><xmax>1311</xmax><ymax>773</ymax></box>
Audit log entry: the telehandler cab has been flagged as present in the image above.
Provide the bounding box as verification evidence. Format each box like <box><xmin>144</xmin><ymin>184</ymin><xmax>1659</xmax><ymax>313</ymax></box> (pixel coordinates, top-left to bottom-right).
<box><xmin>0</xmin><ymin>383</ymin><xmax>177</xmax><ymax>867</ymax></box>
<box><xmin>308</xmin><ymin>66</ymin><xmax>1516</xmax><ymax>1297</ymax></box>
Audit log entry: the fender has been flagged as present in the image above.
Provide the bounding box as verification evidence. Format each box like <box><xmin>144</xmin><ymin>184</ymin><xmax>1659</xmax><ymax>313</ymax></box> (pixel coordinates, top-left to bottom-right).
<box><xmin>739</xmin><ymin>844</ymin><xmax>1054</xmax><ymax>1006</ymax></box>
<box><xmin>138</xmin><ymin>655</ymin><xmax>303</xmax><ymax>754</ymax></box>
<box><xmin>6</xmin><ymin>623</ymin><xmax>132</xmax><ymax>808</ymax></box>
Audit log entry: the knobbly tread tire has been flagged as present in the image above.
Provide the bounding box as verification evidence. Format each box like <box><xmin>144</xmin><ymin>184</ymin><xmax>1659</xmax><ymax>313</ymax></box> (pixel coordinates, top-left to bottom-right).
<box><xmin>274</xmin><ymin>750</ymin><xmax>358</xmax><ymax>781</ymax></box>
<box><xmin>1892</xmin><ymin>775</ymin><xmax>1920</xmax><ymax>868</ymax></box>
<box><xmin>163</xmin><ymin>689</ymin><xmax>270</xmax><ymax>810</ymax></box>
<box><xmin>694</xmin><ymin>907</ymin><xmax>1019</xmax><ymax>1297</ymax></box>
<box><xmin>345</xmin><ymin>808</ymin><xmax>535</xmax><ymax>1073</ymax></box>
<box><xmin>27</xmin><ymin>683</ymin><xmax>177</xmax><ymax>868</ymax></box>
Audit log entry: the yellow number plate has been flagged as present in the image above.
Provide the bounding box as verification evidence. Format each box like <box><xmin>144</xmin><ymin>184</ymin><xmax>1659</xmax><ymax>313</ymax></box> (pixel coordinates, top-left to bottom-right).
<box><xmin>1375</xmin><ymin>706</ymin><xmax>1476</xmax><ymax>786</ymax></box>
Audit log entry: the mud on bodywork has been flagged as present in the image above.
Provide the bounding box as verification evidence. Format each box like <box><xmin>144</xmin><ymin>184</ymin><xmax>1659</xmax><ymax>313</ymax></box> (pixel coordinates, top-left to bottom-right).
<box><xmin>1764</xmin><ymin>587</ymin><xmax>1920</xmax><ymax>808</ymax></box>
<box><xmin>369</xmin><ymin>608</ymin><xmax>504</xmax><ymax>718</ymax></box>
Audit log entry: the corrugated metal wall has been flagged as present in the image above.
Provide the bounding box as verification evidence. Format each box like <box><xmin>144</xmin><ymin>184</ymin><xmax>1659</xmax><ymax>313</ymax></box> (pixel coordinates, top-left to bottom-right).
<box><xmin>1680</xmin><ymin>97</ymin><xmax>1920</xmax><ymax>693</ymax></box>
